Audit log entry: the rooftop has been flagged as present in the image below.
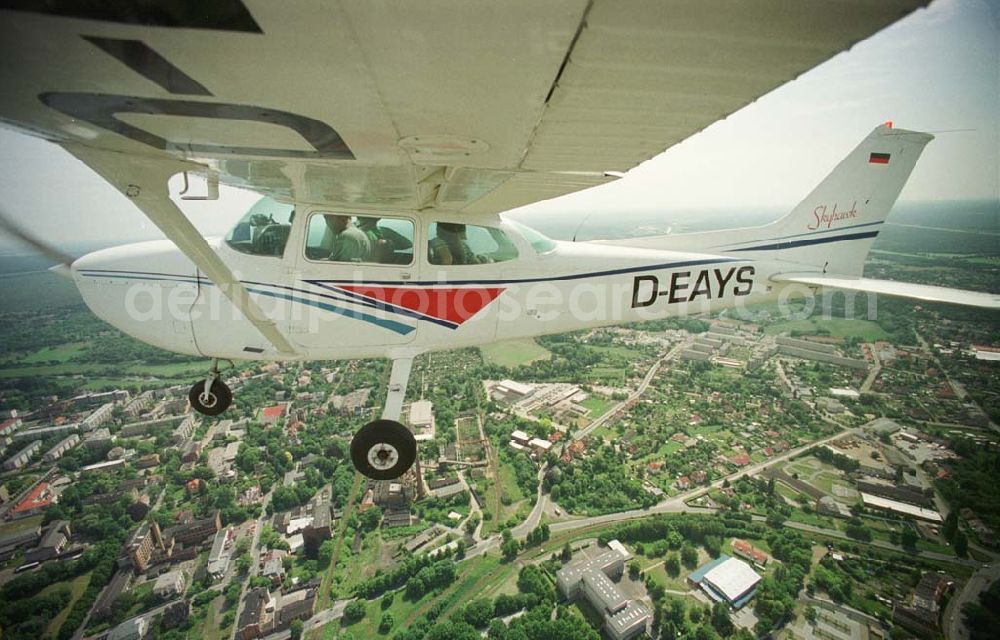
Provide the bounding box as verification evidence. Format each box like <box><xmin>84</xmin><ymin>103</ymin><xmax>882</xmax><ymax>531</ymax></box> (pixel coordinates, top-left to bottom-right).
<box><xmin>702</xmin><ymin>557</ymin><xmax>762</xmax><ymax>603</ymax></box>
<box><xmin>12</xmin><ymin>482</ymin><xmax>52</xmax><ymax>514</ymax></box>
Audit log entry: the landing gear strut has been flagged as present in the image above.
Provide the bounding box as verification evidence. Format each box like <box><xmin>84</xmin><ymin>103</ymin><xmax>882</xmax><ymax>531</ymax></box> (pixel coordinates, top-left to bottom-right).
<box><xmin>189</xmin><ymin>359</ymin><xmax>233</xmax><ymax>416</ymax></box>
<box><xmin>350</xmin><ymin>357</ymin><xmax>417</xmax><ymax>480</ymax></box>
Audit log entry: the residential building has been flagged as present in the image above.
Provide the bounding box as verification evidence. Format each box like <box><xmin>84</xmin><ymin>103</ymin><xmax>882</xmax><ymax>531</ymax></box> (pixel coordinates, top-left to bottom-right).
<box><xmin>83</xmin><ymin>427</ymin><xmax>113</xmax><ymax>449</ymax></box>
<box><xmin>893</xmin><ymin>572</ymin><xmax>954</xmax><ymax>638</ymax></box>
<box><xmin>237</xmin><ymin>587</ymin><xmax>272</xmax><ymax>640</ymax></box>
<box><xmin>181</xmin><ymin>441</ymin><xmax>202</xmax><ymax>463</ymax></box>
<box><xmin>172</xmin><ymin>416</ymin><xmax>196</xmax><ymax>444</ymax></box>
<box><xmin>126</xmin><ymin>521</ymin><xmax>165</xmax><ymax>572</ymax></box>
<box><xmin>0</xmin><ymin>416</ymin><xmax>21</xmax><ymax>438</ymax></box>
<box><xmin>108</xmin><ymin>616</ymin><xmax>146</xmax><ymax>640</ymax></box>
<box><xmin>260</xmin><ymin>404</ymin><xmax>288</xmax><ymax>426</ymax></box>
<box><xmin>93</xmin><ymin>570</ymin><xmax>131</xmax><ymax>620</ymax></box>
<box><xmin>124</xmin><ymin>390</ymin><xmax>155</xmax><ymax>417</ymax></box>
<box><xmin>81</xmin><ymin>459</ymin><xmax>126</xmax><ymax>474</ymax></box>
<box><xmin>42</xmin><ymin>434</ymin><xmax>80</xmax><ymax>463</ymax></box>
<box><xmin>82</xmin><ymin>402</ymin><xmax>116</xmax><ymax>430</ymax></box>
<box><xmin>303</xmin><ymin>498</ymin><xmax>332</xmax><ymax>555</ymax></box>
<box><xmin>274</xmin><ymin>588</ymin><xmax>316</xmax><ymax>629</ymax></box>
<box><xmin>119</xmin><ymin>415</ymin><xmax>183</xmax><ymax>438</ymax></box>
<box><xmin>207</xmin><ymin>528</ymin><xmax>232</xmax><ymax>579</ymax></box>
<box><xmin>167</xmin><ymin>511</ymin><xmax>221</xmax><ymax>546</ymax></box>
<box><xmin>3</xmin><ymin>439</ymin><xmax>41</xmax><ymax>470</ymax></box>
<box><xmin>12</xmin><ymin>424</ymin><xmax>78</xmax><ymax>442</ymax></box>
<box><xmin>153</xmin><ymin>569</ymin><xmax>187</xmax><ymax>599</ymax></box>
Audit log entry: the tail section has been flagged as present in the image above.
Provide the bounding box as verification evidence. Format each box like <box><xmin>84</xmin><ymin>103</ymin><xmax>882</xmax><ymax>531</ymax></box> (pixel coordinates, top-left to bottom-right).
<box><xmin>714</xmin><ymin>124</ymin><xmax>933</xmax><ymax>276</ymax></box>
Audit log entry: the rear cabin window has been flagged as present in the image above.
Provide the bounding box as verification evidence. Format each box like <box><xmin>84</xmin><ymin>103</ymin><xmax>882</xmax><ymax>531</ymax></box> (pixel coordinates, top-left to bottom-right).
<box><xmin>427</xmin><ymin>222</ymin><xmax>518</xmax><ymax>265</ymax></box>
<box><xmin>305</xmin><ymin>214</ymin><xmax>414</xmax><ymax>265</ymax></box>
<box><xmin>225</xmin><ymin>197</ymin><xmax>295</xmax><ymax>257</ymax></box>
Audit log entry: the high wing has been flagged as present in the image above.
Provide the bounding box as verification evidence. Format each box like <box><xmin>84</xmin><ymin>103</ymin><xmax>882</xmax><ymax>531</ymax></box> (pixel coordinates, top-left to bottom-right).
<box><xmin>0</xmin><ymin>0</ymin><xmax>930</xmax><ymax>215</ymax></box>
<box><xmin>772</xmin><ymin>275</ymin><xmax>1000</xmax><ymax>310</ymax></box>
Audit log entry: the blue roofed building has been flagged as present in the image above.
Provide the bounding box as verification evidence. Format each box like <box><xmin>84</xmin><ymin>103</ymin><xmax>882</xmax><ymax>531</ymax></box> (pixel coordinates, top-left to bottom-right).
<box><xmin>688</xmin><ymin>553</ymin><xmax>762</xmax><ymax>609</ymax></box>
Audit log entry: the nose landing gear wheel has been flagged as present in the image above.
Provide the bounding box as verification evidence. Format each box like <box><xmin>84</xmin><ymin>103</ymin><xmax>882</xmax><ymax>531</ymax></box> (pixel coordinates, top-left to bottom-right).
<box><xmin>350</xmin><ymin>419</ymin><xmax>417</xmax><ymax>480</ymax></box>
<box><xmin>188</xmin><ymin>378</ymin><xmax>232</xmax><ymax>416</ymax></box>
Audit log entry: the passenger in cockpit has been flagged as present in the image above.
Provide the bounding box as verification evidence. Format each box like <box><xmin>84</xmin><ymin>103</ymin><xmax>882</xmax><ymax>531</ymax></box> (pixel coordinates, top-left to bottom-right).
<box><xmin>324</xmin><ymin>214</ymin><xmax>371</xmax><ymax>263</ymax></box>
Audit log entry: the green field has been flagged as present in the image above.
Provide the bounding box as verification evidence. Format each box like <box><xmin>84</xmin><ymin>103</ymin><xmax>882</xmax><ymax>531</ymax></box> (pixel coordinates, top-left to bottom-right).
<box><xmin>3</xmin><ymin>341</ymin><xmax>89</xmax><ymax>365</ymax></box>
<box><xmin>764</xmin><ymin>317</ymin><xmax>889</xmax><ymax>341</ymax></box>
<box><xmin>335</xmin><ymin>555</ymin><xmax>502</xmax><ymax>638</ymax></box>
<box><xmin>480</xmin><ymin>338</ymin><xmax>552</xmax><ymax>368</ymax></box>
<box><xmin>44</xmin><ymin>571</ymin><xmax>92</xmax><ymax>638</ymax></box>
<box><xmin>0</xmin><ymin>513</ymin><xmax>44</xmax><ymax>537</ymax></box>
<box><xmin>579</xmin><ymin>394</ymin><xmax>613</xmax><ymax>417</ymax></box>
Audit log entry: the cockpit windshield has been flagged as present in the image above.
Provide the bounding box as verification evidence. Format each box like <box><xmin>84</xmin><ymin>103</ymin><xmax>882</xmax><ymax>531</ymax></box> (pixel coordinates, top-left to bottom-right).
<box><xmin>225</xmin><ymin>197</ymin><xmax>295</xmax><ymax>257</ymax></box>
<box><xmin>506</xmin><ymin>220</ymin><xmax>558</xmax><ymax>254</ymax></box>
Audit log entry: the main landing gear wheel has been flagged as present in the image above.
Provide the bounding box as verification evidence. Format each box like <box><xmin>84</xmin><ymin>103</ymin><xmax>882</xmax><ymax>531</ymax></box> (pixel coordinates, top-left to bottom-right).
<box><xmin>351</xmin><ymin>419</ymin><xmax>417</xmax><ymax>480</ymax></box>
<box><xmin>189</xmin><ymin>378</ymin><xmax>232</xmax><ymax>416</ymax></box>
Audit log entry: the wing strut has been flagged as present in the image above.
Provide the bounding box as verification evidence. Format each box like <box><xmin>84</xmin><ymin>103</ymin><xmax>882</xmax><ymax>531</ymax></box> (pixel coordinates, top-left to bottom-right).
<box><xmin>63</xmin><ymin>144</ymin><xmax>297</xmax><ymax>355</ymax></box>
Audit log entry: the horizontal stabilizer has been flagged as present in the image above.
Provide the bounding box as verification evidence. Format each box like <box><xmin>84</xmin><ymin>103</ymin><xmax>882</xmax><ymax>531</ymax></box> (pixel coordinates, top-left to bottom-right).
<box><xmin>773</xmin><ymin>275</ymin><xmax>1000</xmax><ymax>310</ymax></box>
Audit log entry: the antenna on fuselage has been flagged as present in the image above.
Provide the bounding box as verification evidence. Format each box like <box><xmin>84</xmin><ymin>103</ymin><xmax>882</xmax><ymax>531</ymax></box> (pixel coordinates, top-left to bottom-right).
<box><xmin>572</xmin><ymin>213</ymin><xmax>593</xmax><ymax>242</ymax></box>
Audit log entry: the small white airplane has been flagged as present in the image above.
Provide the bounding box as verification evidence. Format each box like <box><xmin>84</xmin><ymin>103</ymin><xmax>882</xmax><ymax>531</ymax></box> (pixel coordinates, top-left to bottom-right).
<box><xmin>1</xmin><ymin>1</ymin><xmax>996</xmax><ymax>480</ymax></box>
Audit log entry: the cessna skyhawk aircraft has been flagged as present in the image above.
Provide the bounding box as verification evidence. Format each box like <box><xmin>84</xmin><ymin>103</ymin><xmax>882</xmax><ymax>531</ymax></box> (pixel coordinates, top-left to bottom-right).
<box><xmin>1</xmin><ymin>1</ymin><xmax>996</xmax><ymax>479</ymax></box>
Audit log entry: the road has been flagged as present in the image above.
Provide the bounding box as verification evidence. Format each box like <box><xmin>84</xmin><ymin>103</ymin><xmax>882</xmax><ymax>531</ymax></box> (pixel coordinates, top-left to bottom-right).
<box><xmin>511</xmin><ymin>463</ymin><xmax>549</xmax><ymax>538</ymax></box>
<box><xmin>860</xmin><ymin>342</ymin><xmax>881</xmax><ymax>393</ymax></box>
<box><xmin>304</xmin><ymin>598</ymin><xmax>354</xmax><ymax>632</ymax></box>
<box><xmin>549</xmin><ymin>424</ymin><xmax>863</xmax><ymax>534</ymax></box>
<box><xmin>943</xmin><ymin>562</ymin><xmax>1000</xmax><ymax>640</ymax></box>
<box><xmin>572</xmin><ymin>341</ymin><xmax>685</xmax><ymax>442</ymax></box>
<box><xmin>230</xmin><ymin>488</ymin><xmax>272</xmax><ymax>640</ymax></box>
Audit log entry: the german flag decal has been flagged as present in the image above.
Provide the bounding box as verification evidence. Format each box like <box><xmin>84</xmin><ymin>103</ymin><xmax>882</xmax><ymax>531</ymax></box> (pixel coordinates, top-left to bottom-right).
<box><xmin>869</xmin><ymin>152</ymin><xmax>891</xmax><ymax>164</ymax></box>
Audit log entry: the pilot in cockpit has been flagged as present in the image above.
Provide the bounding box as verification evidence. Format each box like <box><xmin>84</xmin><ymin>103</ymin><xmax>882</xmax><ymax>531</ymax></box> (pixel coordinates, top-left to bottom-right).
<box><xmin>323</xmin><ymin>214</ymin><xmax>371</xmax><ymax>263</ymax></box>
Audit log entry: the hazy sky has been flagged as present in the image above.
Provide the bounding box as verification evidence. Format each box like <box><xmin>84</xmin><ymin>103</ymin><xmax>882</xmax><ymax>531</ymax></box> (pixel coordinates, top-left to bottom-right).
<box><xmin>0</xmin><ymin>0</ymin><xmax>997</xmax><ymax>254</ymax></box>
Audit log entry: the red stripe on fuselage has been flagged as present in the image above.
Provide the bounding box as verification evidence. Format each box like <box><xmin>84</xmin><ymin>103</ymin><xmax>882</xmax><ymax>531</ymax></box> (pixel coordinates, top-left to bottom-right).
<box><xmin>336</xmin><ymin>286</ymin><xmax>505</xmax><ymax>325</ymax></box>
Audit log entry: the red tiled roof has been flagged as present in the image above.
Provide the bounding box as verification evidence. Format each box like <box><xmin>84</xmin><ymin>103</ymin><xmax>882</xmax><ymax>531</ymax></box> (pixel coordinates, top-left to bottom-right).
<box><xmin>730</xmin><ymin>453</ymin><xmax>751</xmax><ymax>467</ymax></box>
<box><xmin>13</xmin><ymin>482</ymin><xmax>52</xmax><ymax>513</ymax></box>
<box><xmin>262</xmin><ymin>405</ymin><xmax>286</xmax><ymax>419</ymax></box>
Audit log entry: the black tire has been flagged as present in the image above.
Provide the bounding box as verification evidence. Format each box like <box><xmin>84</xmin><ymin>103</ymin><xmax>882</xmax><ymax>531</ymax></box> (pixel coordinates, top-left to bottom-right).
<box><xmin>350</xmin><ymin>419</ymin><xmax>417</xmax><ymax>480</ymax></box>
<box><xmin>189</xmin><ymin>379</ymin><xmax>232</xmax><ymax>416</ymax></box>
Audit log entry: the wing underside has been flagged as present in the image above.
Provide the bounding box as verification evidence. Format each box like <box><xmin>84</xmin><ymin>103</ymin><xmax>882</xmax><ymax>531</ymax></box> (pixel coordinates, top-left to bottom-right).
<box><xmin>0</xmin><ymin>0</ymin><xmax>930</xmax><ymax>215</ymax></box>
<box><xmin>773</xmin><ymin>275</ymin><xmax>1000</xmax><ymax>310</ymax></box>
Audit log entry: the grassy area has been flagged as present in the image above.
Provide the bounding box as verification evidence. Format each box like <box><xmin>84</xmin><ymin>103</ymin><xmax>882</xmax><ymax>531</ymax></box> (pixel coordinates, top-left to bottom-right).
<box><xmin>0</xmin><ymin>513</ymin><xmax>44</xmax><ymax>537</ymax></box>
<box><xmin>763</xmin><ymin>317</ymin><xmax>889</xmax><ymax>341</ymax></box>
<box><xmin>583</xmin><ymin>366</ymin><xmax>627</xmax><ymax>384</ymax></box>
<box><xmin>479</xmin><ymin>338</ymin><xmax>552</xmax><ymax>368</ymax></box>
<box><xmin>579</xmin><ymin>395</ymin><xmax>613</xmax><ymax>417</ymax></box>
<box><xmin>124</xmin><ymin>361</ymin><xmax>205</xmax><ymax>377</ymax></box>
<box><xmin>44</xmin><ymin>571</ymin><xmax>91</xmax><ymax>638</ymax></box>
<box><xmin>9</xmin><ymin>342</ymin><xmax>89</xmax><ymax>364</ymax></box>
<box><xmin>336</xmin><ymin>555</ymin><xmax>503</xmax><ymax>638</ymax></box>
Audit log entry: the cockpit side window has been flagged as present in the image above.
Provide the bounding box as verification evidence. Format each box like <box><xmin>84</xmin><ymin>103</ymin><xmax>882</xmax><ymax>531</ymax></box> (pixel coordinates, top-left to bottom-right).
<box><xmin>305</xmin><ymin>213</ymin><xmax>414</xmax><ymax>265</ymax></box>
<box><xmin>225</xmin><ymin>197</ymin><xmax>295</xmax><ymax>257</ymax></box>
<box><xmin>427</xmin><ymin>223</ymin><xmax>519</xmax><ymax>266</ymax></box>
<box><xmin>506</xmin><ymin>220</ymin><xmax>558</xmax><ymax>254</ymax></box>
